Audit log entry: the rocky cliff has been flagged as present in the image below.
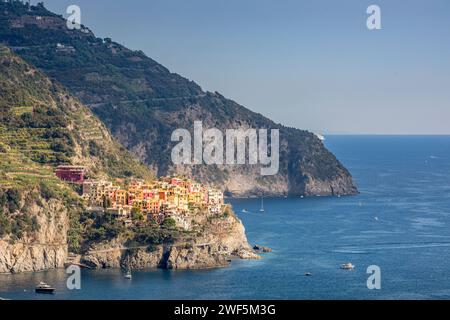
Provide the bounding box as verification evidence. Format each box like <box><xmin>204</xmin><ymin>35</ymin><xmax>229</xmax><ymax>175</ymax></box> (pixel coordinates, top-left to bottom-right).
<box><xmin>0</xmin><ymin>191</ymin><xmax>257</xmax><ymax>273</ymax></box>
<box><xmin>0</xmin><ymin>191</ymin><xmax>69</xmax><ymax>274</ymax></box>
<box><xmin>81</xmin><ymin>207</ymin><xmax>259</xmax><ymax>270</ymax></box>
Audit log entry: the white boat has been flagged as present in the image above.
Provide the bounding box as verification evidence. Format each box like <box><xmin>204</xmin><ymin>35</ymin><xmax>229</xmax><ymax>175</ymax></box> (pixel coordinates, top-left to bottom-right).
<box><xmin>259</xmin><ymin>198</ymin><xmax>265</xmax><ymax>212</ymax></box>
<box><xmin>124</xmin><ymin>256</ymin><xmax>132</xmax><ymax>279</ymax></box>
<box><xmin>241</xmin><ymin>209</ymin><xmax>248</xmax><ymax>213</ymax></box>
<box><xmin>340</xmin><ymin>263</ymin><xmax>355</xmax><ymax>270</ymax></box>
<box><xmin>35</xmin><ymin>282</ymin><xmax>55</xmax><ymax>294</ymax></box>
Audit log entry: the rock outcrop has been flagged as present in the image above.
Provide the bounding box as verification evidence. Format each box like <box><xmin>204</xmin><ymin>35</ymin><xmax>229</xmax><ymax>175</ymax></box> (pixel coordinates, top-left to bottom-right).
<box><xmin>0</xmin><ymin>196</ymin><xmax>69</xmax><ymax>274</ymax></box>
<box><xmin>80</xmin><ymin>208</ymin><xmax>259</xmax><ymax>270</ymax></box>
<box><xmin>0</xmin><ymin>200</ymin><xmax>259</xmax><ymax>273</ymax></box>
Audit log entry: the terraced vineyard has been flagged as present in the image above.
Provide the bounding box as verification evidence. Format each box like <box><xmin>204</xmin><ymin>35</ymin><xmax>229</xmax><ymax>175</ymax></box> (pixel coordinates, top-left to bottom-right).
<box><xmin>1</xmin><ymin>126</ymin><xmax>61</xmax><ymax>163</ymax></box>
<box><xmin>0</xmin><ymin>45</ymin><xmax>153</xmax><ymax>189</ymax></box>
<box><xmin>0</xmin><ymin>124</ymin><xmax>64</xmax><ymax>190</ymax></box>
<box><xmin>0</xmin><ymin>44</ymin><xmax>156</xmax><ymax>251</ymax></box>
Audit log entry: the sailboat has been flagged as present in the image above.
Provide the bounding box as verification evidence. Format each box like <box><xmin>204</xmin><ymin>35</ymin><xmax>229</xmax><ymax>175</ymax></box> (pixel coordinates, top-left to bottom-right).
<box><xmin>259</xmin><ymin>197</ymin><xmax>265</xmax><ymax>212</ymax></box>
<box><xmin>124</xmin><ymin>256</ymin><xmax>132</xmax><ymax>280</ymax></box>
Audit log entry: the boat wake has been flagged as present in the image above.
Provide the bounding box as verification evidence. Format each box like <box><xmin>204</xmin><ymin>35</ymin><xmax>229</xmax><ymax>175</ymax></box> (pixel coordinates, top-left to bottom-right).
<box><xmin>334</xmin><ymin>241</ymin><xmax>450</xmax><ymax>253</ymax></box>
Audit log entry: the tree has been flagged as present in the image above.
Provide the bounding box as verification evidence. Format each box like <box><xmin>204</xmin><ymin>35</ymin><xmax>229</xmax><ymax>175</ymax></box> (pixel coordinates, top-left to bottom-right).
<box><xmin>162</xmin><ymin>217</ymin><xmax>176</xmax><ymax>229</ymax></box>
<box><xmin>131</xmin><ymin>207</ymin><xmax>144</xmax><ymax>221</ymax></box>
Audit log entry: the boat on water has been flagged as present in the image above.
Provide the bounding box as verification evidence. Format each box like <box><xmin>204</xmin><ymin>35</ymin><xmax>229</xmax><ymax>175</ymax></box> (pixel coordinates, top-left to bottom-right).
<box><xmin>340</xmin><ymin>263</ymin><xmax>355</xmax><ymax>270</ymax></box>
<box><xmin>304</xmin><ymin>272</ymin><xmax>312</xmax><ymax>277</ymax></box>
<box><xmin>35</xmin><ymin>282</ymin><xmax>55</xmax><ymax>294</ymax></box>
<box><xmin>241</xmin><ymin>209</ymin><xmax>248</xmax><ymax>213</ymax></box>
<box><xmin>124</xmin><ymin>256</ymin><xmax>132</xmax><ymax>279</ymax></box>
<box><xmin>259</xmin><ymin>197</ymin><xmax>265</xmax><ymax>212</ymax></box>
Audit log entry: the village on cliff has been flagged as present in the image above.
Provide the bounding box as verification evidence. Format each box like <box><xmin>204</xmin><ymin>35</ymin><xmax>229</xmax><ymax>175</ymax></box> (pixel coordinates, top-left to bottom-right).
<box><xmin>55</xmin><ymin>165</ymin><xmax>225</xmax><ymax>229</ymax></box>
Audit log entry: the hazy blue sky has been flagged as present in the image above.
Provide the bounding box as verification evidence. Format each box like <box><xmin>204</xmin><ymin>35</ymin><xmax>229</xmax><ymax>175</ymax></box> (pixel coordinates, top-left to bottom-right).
<box><xmin>41</xmin><ymin>0</ymin><xmax>450</xmax><ymax>134</ymax></box>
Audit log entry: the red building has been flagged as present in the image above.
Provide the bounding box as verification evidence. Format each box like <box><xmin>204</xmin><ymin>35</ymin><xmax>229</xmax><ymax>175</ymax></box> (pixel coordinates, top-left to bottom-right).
<box><xmin>55</xmin><ymin>165</ymin><xmax>86</xmax><ymax>184</ymax></box>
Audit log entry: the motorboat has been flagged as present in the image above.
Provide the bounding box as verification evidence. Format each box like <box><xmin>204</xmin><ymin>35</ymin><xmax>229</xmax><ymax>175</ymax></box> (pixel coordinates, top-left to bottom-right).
<box><xmin>35</xmin><ymin>282</ymin><xmax>55</xmax><ymax>294</ymax></box>
<box><xmin>340</xmin><ymin>263</ymin><xmax>355</xmax><ymax>270</ymax></box>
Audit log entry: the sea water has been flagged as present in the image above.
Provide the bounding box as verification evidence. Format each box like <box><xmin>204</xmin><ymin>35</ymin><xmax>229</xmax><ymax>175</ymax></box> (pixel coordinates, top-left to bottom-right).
<box><xmin>2</xmin><ymin>136</ymin><xmax>450</xmax><ymax>300</ymax></box>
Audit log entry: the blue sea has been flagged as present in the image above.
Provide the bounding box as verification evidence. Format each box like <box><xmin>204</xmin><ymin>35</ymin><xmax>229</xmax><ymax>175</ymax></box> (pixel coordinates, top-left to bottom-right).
<box><xmin>2</xmin><ymin>135</ymin><xmax>450</xmax><ymax>300</ymax></box>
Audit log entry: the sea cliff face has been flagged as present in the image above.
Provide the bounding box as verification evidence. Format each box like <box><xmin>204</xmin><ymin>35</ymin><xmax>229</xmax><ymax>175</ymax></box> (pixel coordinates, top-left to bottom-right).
<box><xmin>0</xmin><ymin>196</ymin><xmax>69</xmax><ymax>274</ymax></box>
<box><xmin>81</xmin><ymin>208</ymin><xmax>259</xmax><ymax>270</ymax></box>
<box><xmin>1</xmin><ymin>203</ymin><xmax>258</xmax><ymax>273</ymax></box>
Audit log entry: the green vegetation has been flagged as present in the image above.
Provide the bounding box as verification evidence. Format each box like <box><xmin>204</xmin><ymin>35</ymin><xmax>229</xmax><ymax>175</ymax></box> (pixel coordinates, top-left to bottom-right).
<box><xmin>0</xmin><ymin>188</ymin><xmax>48</xmax><ymax>240</ymax></box>
<box><xmin>0</xmin><ymin>39</ymin><xmax>153</xmax><ymax>187</ymax></box>
<box><xmin>0</xmin><ymin>1</ymin><xmax>356</xmax><ymax>193</ymax></box>
<box><xmin>79</xmin><ymin>211</ymin><xmax>181</xmax><ymax>251</ymax></box>
<box><xmin>0</xmin><ymin>1</ymin><xmax>356</xmax><ymax>255</ymax></box>
<box><xmin>0</xmin><ymin>30</ymin><xmax>154</xmax><ymax>244</ymax></box>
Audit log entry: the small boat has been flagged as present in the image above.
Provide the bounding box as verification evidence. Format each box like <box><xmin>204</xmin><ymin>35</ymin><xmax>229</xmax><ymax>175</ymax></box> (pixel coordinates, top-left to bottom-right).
<box><xmin>35</xmin><ymin>282</ymin><xmax>55</xmax><ymax>294</ymax></box>
<box><xmin>304</xmin><ymin>272</ymin><xmax>312</xmax><ymax>277</ymax></box>
<box><xmin>124</xmin><ymin>256</ymin><xmax>132</xmax><ymax>279</ymax></box>
<box><xmin>259</xmin><ymin>197</ymin><xmax>265</xmax><ymax>212</ymax></box>
<box><xmin>241</xmin><ymin>209</ymin><xmax>248</xmax><ymax>213</ymax></box>
<box><xmin>340</xmin><ymin>263</ymin><xmax>355</xmax><ymax>270</ymax></box>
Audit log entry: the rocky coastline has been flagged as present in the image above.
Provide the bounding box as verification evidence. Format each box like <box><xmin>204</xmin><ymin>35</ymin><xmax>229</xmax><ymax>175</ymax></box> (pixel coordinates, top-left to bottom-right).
<box><xmin>0</xmin><ymin>194</ymin><xmax>260</xmax><ymax>274</ymax></box>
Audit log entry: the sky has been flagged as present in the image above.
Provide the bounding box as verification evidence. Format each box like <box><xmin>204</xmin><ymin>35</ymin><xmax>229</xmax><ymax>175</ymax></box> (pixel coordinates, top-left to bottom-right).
<box><xmin>40</xmin><ymin>0</ymin><xmax>450</xmax><ymax>134</ymax></box>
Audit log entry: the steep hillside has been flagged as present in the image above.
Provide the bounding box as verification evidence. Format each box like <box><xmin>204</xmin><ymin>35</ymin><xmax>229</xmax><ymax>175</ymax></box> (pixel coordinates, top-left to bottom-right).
<box><xmin>0</xmin><ymin>2</ymin><xmax>358</xmax><ymax>197</ymax></box>
<box><xmin>0</xmin><ymin>46</ymin><xmax>258</xmax><ymax>273</ymax></box>
<box><xmin>0</xmin><ymin>45</ymin><xmax>257</xmax><ymax>273</ymax></box>
<box><xmin>0</xmin><ymin>47</ymin><xmax>152</xmax><ymax>181</ymax></box>
<box><xmin>0</xmin><ymin>43</ymin><xmax>152</xmax><ymax>272</ymax></box>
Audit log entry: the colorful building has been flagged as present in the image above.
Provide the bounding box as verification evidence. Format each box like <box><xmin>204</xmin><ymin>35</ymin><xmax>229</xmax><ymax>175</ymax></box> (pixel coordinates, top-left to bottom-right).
<box><xmin>81</xmin><ymin>176</ymin><xmax>224</xmax><ymax>225</ymax></box>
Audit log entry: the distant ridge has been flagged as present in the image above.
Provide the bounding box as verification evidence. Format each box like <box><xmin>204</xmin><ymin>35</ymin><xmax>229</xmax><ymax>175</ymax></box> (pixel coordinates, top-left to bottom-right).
<box><xmin>0</xmin><ymin>1</ymin><xmax>358</xmax><ymax>197</ymax></box>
